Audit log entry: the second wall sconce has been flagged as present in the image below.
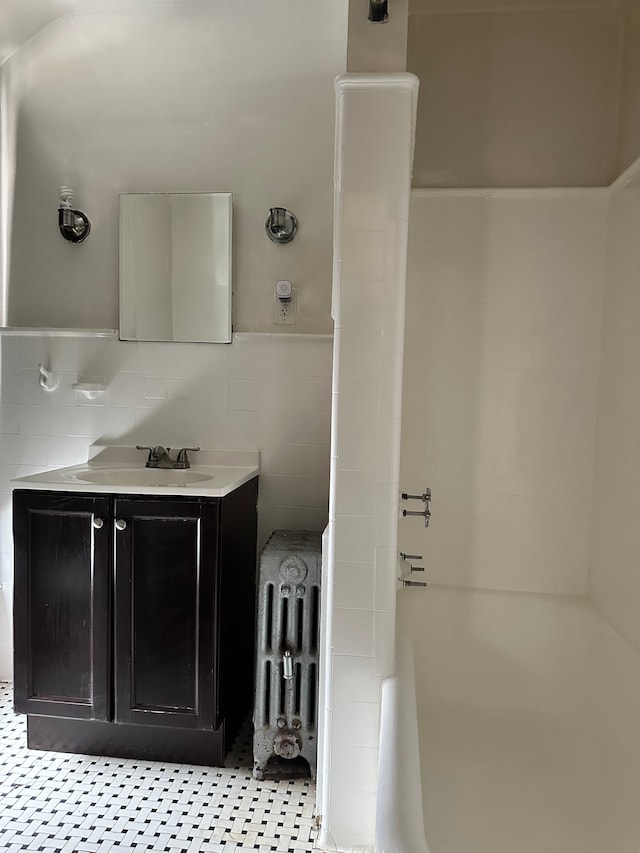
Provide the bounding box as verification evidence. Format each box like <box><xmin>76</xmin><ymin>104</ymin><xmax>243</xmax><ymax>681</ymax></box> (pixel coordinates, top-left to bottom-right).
<box><xmin>58</xmin><ymin>186</ymin><xmax>91</xmax><ymax>243</ymax></box>
<box><xmin>265</xmin><ymin>207</ymin><xmax>298</xmax><ymax>244</ymax></box>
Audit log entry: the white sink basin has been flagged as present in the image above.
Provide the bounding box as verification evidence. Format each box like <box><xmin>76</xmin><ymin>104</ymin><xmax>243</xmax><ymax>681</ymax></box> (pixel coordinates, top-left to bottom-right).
<box><xmin>10</xmin><ymin>448</ymin><xmax>260</xmax><ymax>498</ymax></box>
<box><xmin>65</xmin><ymin>468</ymin><xmax>213</xmax><ymax>487</ymax></box>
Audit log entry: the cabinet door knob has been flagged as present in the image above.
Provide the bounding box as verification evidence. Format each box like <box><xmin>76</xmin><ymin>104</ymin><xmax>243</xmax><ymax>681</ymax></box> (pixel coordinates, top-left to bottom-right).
<box><xmin>115</xmin><ymin>519</ymin><xmax>127</xmax><ymax>531</ymax></box>
<box><xmin>92</xmin><ymin>517</ymin><xmax>104</xmax><ymax>530</ymax></box>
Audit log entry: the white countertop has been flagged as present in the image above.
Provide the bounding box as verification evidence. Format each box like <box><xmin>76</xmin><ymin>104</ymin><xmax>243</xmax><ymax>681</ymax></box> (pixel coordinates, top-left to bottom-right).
<box><xmin>11</xmin><ymin>446</ymin><xmax>259</xmax><ymax>498</ymax></box>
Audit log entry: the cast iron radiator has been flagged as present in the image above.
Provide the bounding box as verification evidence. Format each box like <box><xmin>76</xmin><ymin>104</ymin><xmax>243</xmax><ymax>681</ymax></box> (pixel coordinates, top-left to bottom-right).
<box><xmin>253</xmin><ymin>529</ymin><xmax>322</xmax><ymax>779</ymax></box>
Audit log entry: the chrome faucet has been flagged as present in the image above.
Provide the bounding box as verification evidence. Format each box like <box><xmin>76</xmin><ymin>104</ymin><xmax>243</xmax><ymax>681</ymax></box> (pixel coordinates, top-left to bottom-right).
<box><xmin>137</xmin><ymin>445</ymin><xmax>200</xmax><ymax>469</ymax></box>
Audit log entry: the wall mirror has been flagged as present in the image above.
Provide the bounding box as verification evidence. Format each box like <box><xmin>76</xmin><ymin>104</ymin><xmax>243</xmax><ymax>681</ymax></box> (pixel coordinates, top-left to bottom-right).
<box><xmin>119</xmin><ymin>192</ymin><xmax>232</xmax><ymax>343</ymax></box>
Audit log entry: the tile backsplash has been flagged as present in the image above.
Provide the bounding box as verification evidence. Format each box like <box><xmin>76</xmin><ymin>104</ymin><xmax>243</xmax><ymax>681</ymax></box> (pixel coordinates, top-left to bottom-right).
<box><xmin>0</xmin><ymin>333</ymin><xmax>332</xmax><ymax>680</ymax></box>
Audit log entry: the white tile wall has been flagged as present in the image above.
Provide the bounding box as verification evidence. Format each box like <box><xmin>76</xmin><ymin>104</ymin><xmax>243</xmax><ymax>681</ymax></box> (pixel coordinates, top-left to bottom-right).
<box><xmin>318</xmin><ymin>73</ymin><xmax>418</xmax><ymax>853</ymax></box>
<box><xmin>399</xmin><ymin>190</ymin><xmax>608</xmax><ymax>596</ymax></box>
<box><xmin>330</xmin><ymin>745</ymin><xmax>378</xmax><ymax>790</ymax></box>
<box><xmin>332</xmin><ymin>607</ymin><xmax>375</xmax><ymax>657</ymax></box>
<box><xmin>332</xmin><ymin>562</ymin><xmax>375</xmax><ymax>611</ymax></box>
<box><xmin>325</xmin><ymin>789</ymin><xmax>377</xmax><ymax>852</ymax></box>
<box><xmin>332</xmin><ymin>700</ymin><xmax>380</xmax><ymax>748</ymax></box>
<box><xmin>332</xmin><ymin>654</ymin><xmax>381</xmax><ymax>704</ymax></box>
<box><xmin>0</xmin><ymin>334</ymin><xmax>332</xmax><ymax>680</ymax></box>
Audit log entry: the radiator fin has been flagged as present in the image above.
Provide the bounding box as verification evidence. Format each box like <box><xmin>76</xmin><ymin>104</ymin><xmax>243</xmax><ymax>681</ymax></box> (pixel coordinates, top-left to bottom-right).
<box><xmin>265</xmin><ymin>584</ymin><xmax>274</xmax><ymax>652</ymax></box>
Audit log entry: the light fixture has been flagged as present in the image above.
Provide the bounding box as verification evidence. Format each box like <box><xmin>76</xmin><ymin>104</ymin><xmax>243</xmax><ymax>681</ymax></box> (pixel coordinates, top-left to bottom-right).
<box><xmin>58</xmin><ymin>186</ymin><xmax>91</xmax><ymax>243</ymax></box>
<box><xmin>369</xmin><ymin>0</ymin><xmax>389</xmax><ymax>23</ymax></box>
<box><xmin>265</xmin><ymin>207</ymin><xmax>298</xmax><ymax>244</ymax></box>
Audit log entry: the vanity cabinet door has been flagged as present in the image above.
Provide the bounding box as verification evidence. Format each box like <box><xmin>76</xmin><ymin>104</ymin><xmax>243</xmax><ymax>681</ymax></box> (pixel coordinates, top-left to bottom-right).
<box><xmin>113</xmin><ymin>498</ymin><xmax>218</xmax><ymax>730</ymax></box>
<box><xmin>13</xmin><ymin>491</ymin><xmax>112</xmax><ymax>720</ymax></box>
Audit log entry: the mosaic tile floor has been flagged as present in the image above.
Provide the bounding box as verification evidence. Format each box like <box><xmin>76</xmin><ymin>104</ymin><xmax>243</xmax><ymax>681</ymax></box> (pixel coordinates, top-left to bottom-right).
<box><xmin>0</xmin><ymin>685</ymin><xmax>318</xmax><ymax>853</ymax></box>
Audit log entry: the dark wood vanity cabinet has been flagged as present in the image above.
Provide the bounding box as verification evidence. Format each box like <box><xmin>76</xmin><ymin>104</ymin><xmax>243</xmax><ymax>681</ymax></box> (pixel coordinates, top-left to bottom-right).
<box><xmin>13</xmin><ymin>493</ymin><xmax>112</xmax><ymax>721</ymax></box>
<box><xmin>113</xmin><ymin>497</ymin><xmax>218</xmax><ymax>731</ymax></box>
<box><xmin>13</xmin><ymin>478</ymin><xmax>258</xmax><ymax>766</ymax></box>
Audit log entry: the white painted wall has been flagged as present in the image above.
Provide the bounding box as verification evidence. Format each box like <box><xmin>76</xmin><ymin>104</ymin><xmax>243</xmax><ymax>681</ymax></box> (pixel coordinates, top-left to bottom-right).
<box><xmin>408</xmin><ymin>7</ymin><xmax>624</xmax><ymax>187</ymax></box>
<box><xmin>4</xmin><ymin>0</ymin><xmax>347</xmax><ymax>333</ymax></box>
<box><xmin>617</xmin><ymin>0</ymin><xmax>640</xmax><ymax>175</ymax></box>
<box><xmin>0</xmin><ymin>0</ymin><xmax>105</xmax><ymax>63</ymax></box>
<box><xmin>0</xmin><ymin>333</ymin><xmax>333</xmax><ymax>679</ymax></box>
<box><xmin>347</xmin><ymin>0</ymin><xmax>408</xmax><ymax>72</ymax></box>
<box><xmin>591</xmin><ymin>178</ymin><xmax>640</xmax><ymax>650</ymax></box>
<box><xmin>399</xmin><ymin>190</ymin><xmax>608</xmax><ymax>595</ymax></box>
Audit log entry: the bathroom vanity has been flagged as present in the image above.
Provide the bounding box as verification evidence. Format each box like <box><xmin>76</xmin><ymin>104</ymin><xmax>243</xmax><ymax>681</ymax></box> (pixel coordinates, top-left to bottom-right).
<box><xmin>11</xmin><ymin>449</ymin><xmax>259</xmax><ymax>766</ymax></box>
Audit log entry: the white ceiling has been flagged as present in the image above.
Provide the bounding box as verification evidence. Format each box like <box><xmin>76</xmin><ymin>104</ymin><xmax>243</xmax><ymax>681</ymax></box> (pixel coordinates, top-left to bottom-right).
<box><xmin>0</xmin><ymin>0</ymin><xmax>198</xmax><ymax>64</ymax></box>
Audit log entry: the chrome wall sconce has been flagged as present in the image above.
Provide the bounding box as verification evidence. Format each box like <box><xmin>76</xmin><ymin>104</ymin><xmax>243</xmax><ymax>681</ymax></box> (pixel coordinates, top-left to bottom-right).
<box><xmin>369</xmin><ymin>0</ymin><xmax>389</xmax><ymax>23</ymax></box>
<box><xmin>265</xmin><ymin>207</ymin><xmax>298</xmax><ymax>244</ymax></box>
<box><xmin>58</xmin><ymin>186</ymin><xmax>91</xmax><ymax>243</ymax></box>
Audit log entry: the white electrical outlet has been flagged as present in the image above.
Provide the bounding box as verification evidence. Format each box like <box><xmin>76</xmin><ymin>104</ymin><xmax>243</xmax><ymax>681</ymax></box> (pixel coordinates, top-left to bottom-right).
<box><xmin>274</xmin><ymin>287</ymin><xmax>298</xmax><ymax>325</ymax></box>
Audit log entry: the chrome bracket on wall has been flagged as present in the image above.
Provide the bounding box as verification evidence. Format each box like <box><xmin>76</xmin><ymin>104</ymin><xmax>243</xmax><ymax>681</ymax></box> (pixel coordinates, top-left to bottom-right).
<box><xmin>398</xmin><ymin>552</ymin><xmax>427</xmax><ymax>587</ymax></box>
<box><xmin>399</xmin><ymin>552</ymin><xmax>425</xmax><ymax>574</ymax></box>
<box><xmin>401</xmin><ymin>486</ymin><xmax>432</xmax><ymax>527</ymax></box>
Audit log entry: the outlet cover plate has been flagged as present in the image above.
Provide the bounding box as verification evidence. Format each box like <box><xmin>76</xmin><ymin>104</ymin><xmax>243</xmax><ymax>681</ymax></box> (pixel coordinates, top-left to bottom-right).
<box><xmin>274</xmin><ymin>288</ymin><xmax>298</xmax><ymax>325</ymax></box>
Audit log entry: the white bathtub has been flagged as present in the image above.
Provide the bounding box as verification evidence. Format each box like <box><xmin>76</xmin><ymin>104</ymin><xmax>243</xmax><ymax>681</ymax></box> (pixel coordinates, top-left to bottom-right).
<box><xmin>376</xmin><ymin>620</ymin><xmax>430</xmax><ymax>853</ymax></box>
<box><xmin>385</xmin><ymin>585</ymin><xmax>640</xmax><ymax>853</ymax></box>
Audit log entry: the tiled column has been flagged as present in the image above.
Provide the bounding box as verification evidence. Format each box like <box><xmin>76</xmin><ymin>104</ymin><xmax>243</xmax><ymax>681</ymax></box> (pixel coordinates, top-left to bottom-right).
<box><xmin>317</xmin><ymin>73</ymin><xmax>418</xmax><ymax>852</ymax></box>
<box><xmin>0</xmin><ymin>65</ymin><xmax>18</xmax><ymax>326</ymax></box>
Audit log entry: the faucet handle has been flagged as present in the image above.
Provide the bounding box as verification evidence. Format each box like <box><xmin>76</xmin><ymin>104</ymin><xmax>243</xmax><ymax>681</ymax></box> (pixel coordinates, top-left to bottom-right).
<box><xmin>136</xmin><ymin>445</ymin><xmax>156</xmax><ymax>463</ymax></box>
<box><xmin>176</xmin><ymin>447</ymin><xmax>200</xmax><ymax>468</ymax></box>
